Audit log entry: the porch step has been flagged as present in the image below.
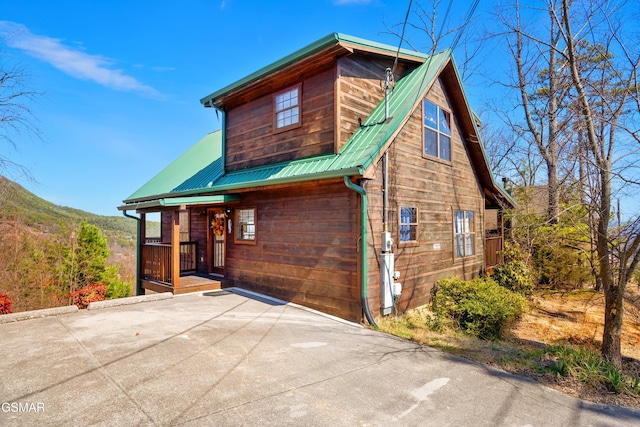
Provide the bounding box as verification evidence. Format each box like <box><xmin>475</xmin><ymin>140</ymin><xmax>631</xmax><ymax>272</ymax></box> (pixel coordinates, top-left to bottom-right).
<box><xmin>142</xmin><ymin>276</ymin><xmax>234</xmax><ymax>295</ymax></box>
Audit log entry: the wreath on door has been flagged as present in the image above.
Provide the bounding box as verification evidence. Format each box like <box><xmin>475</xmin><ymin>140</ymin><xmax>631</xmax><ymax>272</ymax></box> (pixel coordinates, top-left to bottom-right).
<box><xmin>211</xmin><ymin>215</ymin><xmax>225</xmax><ymax>236</ymax></box>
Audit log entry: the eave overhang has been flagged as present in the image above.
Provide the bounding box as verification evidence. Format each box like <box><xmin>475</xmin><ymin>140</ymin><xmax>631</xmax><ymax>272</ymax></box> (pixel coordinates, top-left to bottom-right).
<box><xmin>200</xmin><ymin>32</ymin><xmax>430</xmax><ymax>109</ymax></box>
<box><xmin>117</xmin><ymin>194</ymin><xmax>240</xmax><ymax>212</ymax></box>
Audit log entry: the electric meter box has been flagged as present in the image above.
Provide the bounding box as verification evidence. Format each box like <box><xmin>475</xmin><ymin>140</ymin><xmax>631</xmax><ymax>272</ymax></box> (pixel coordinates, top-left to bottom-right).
<box><xmin>382</xmin><ymin>231</ymin><xmax>393</xmax><ymax>252</ymax></box>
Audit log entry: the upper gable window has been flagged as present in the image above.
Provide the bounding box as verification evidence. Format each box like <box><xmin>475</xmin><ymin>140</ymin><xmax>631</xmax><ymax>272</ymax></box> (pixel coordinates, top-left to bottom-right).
<box><xmin>274</xmin><ymin>84</ymin><xmax>301</xmax><ymax>132</ymax></box>
<box><xmin>423</xmin><ymin>99</ymin><xmax>451</xmax><ymax>162</ymax></box>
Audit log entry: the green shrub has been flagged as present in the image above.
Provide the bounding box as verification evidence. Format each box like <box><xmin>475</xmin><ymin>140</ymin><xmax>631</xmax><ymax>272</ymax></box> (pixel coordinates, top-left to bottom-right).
<box><xmin>492</xmin><ymin>260</ymin><xmax>535</xmax><ymax>295</ymax></box>
<box><xmin>431</xmin><ymin>276</ymin><xmax>528</xmax><ymax>340</ymax></box>
<box><xmin>102</xmin><ymin>265</ymin><xmax>132</xmax><ymax>299</ymax></box>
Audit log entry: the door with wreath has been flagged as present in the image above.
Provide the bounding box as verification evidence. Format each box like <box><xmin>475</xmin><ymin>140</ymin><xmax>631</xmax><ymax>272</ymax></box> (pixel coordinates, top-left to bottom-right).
<box><xmin>209</xmin><ymin>210</ymin><xmax>226</xmax><ymax>275</ymax></box>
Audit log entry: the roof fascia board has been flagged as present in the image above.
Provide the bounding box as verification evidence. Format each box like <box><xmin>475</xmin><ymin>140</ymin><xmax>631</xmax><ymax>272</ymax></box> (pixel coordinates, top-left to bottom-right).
<box><xmin>118</xmin><ymin>194</ymin><xmax>239</xmax><ymax>212</ymax></box>
<box><xmin>118</xmin><ymin>166</ymin><xmax>364</xmax><ymax>211</ymax></box>
<box><xmin>200</xmin><ymin>33</ymin><xmax>342</xmax><ymax>106</ymax></box>
<box><xmin>200</xmin><ymin>33</ymin><xmax>429</xmax><ymax>107</ymax></box>
<box><xmin>188</xmin><ymin>166</ymin><xmax>363</xmax><ymax>194</ymax></box>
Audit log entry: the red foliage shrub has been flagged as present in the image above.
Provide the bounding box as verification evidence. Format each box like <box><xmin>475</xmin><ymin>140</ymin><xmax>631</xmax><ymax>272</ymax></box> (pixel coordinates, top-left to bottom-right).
<box><xmin>0</xmin><ymin>293</ymin><xmax>12</xmax><ymax>315</ymax></box>
<box><xmin>70</xmin><ymin>283</ymin><xmax>107</xmax><ymax>309</ymax></box>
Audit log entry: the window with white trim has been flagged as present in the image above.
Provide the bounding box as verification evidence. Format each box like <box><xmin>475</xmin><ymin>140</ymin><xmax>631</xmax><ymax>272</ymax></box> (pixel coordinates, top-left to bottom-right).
<box><xmin>399</xmin><ymin>206</ymin><xmax>418</xmax><ymax>243</ymax></box>
<box><xmin>454</xmin><ymin>210</ymin><xmax>475</xmax><ymax>258</ymax></box>
<box><xmin>274</xmin><ymin>85</ymin><xmax>301</xmax><ymax>131</ymax></box>
<box><xmin>236</xmin><ymin>208</ymin><xmax>256</xmax><ymax>243</ymax></box>
<box><xmin>423</xmin><ymin>99</ymin><xmax>451</xmax><ymax>161</ymax></box>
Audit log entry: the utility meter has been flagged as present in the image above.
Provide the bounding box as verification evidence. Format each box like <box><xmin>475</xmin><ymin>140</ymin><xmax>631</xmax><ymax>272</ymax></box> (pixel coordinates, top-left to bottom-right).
<box><xmin>382</xmin><ymin>231</ymin><xmax>393</xmax><ymax>252</ymax></box>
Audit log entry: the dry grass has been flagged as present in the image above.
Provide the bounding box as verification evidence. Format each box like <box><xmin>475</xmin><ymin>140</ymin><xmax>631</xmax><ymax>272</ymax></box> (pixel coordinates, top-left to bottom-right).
<box><xmin>377</xmin><ymin>286</ymin><xmax>640</xmax><ymax>409</ymax></box>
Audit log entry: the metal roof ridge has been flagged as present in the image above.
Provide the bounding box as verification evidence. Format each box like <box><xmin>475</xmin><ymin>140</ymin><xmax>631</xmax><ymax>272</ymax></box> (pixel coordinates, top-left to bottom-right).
<box><xmin>200</xmin><ymin>33</ymin><xmax>431</xmax><ymax>107</ymax></box>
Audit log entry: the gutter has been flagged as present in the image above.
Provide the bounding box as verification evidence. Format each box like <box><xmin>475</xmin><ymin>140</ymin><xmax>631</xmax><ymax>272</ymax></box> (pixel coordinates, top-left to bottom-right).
<box><xmin>344</xmin><ymin>176</ymin><xmax>378</xmax><ymax>328</ymax></box>
<box><xmin>122</xmin><ymin>210</ymin><xmax>143</xmax><ymax>296</ymax></box>
<box><xmin>119</xmin><ymin>166</ymin><xmax>363</xmax><ymax>208</ymax></box>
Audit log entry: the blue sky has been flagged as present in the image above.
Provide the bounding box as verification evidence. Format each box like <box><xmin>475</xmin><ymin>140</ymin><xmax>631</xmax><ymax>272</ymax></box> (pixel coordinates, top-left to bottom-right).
<box><xmin>0</xmin><ymin>0</ymin><xmax>493</xmax><ymax>216</ymax></box>
<box><xmin>5</xmin><ymin>1</ymin><xmax>637</xmax><ymax>221</ymax></box>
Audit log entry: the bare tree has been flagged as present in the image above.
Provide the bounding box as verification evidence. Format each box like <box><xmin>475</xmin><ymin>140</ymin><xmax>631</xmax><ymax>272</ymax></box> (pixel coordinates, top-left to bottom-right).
<box><xmin>556</xmin><ymin>0</ymin><xmax>640</xmax><ymax>367</ymax></box>
<box><xmin>492</xmin><ymin>0</ymin><xmax>578</xmax><ymax>223</ymax></box>
<box><xmin>382</xmin><ymin>0</ymin><xmax>483</xmax><ymax>84</ymax></box>
<box><xmin>0</xmin><ymin>39</ymin><xmax>40</xmax><ymax>186</ymax></box>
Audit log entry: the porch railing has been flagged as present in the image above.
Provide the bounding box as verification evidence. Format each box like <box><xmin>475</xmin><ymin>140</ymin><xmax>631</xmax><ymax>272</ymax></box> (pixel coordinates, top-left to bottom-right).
<box><xmin>142</xmin><ymin>241</ymin><xmax>197</xmax><ymax>284</ymax></box>
<box><xmin>485</xmin><ymin>235</ymin><xmax>503</xmax><ymax>268</ymax></box>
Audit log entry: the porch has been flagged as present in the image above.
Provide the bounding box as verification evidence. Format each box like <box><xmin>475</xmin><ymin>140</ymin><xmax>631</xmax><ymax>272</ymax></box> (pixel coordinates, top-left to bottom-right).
<box><xmin>141</xmin><ymin>239</ymin><xmax>233</xmax><ymax>295</ymax></box>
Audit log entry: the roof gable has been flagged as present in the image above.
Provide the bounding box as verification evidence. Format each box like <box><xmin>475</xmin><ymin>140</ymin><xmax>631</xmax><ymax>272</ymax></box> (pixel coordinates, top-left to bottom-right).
<box><xmin>121</xmin><ymin>34</ymin><xmax>514</xmax><ymax>209</ymax></box>
<box><xmin>200</xmin><ymin>33</ymin><xmax>430</xmax><ymax>109</ymax></box>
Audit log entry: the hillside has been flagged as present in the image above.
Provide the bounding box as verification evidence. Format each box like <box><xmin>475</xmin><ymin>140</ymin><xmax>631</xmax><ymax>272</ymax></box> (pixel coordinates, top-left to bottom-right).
<box><xmin>0</xmin><ymin>176</ymin><xmax>159</xmax><ymax>238</ymax></box>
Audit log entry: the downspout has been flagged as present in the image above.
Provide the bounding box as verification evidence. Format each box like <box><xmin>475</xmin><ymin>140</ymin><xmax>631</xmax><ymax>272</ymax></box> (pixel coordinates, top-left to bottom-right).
<box><xmin>122</xmin><ymin>210</ymin><xmax>142</xmax><ymax>296</ymax></box>
<box><xmin>344</xmin><ymin>176</ymin><xmax>378</xmax><ymax>328</ymax></box>
<box><xmin>210</xmin><ymin>101</ymin><xmax>226</xmax><ymax>173</ymax></box>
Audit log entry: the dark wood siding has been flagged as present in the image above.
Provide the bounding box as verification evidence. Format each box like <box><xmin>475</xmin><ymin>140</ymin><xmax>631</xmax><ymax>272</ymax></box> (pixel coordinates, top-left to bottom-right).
<box><xmin>189</xmin><ymin>209</ymin><xmax>209</xmax><ymax>273</ymax></box>
<box><xmin>160</xmin><ymin>211</ymin><xmax>172</xmax><ymax>243</ymax></box>
<box><xmin>225</xmin><ymin>68</ymin><xmax>336</xmax><ymax>171</ymax></box>
<box><xmin>225</xmin><ymin>180</ymin><xmax>361</xmax><ymax>321</ymax></box>
<box><xmin>336</xmin><ymin>56</ymin><xmax>412</xmax><ymax>152</ymax></box>
<box><xmin>364</xmin><ymin>78</ymin><xmax>485</xmax><ymax>314</ymax></box>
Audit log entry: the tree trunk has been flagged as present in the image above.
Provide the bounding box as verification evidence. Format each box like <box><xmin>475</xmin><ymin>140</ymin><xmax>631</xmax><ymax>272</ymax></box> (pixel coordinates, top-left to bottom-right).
<box><xmin>601</xmin><ymin>280</ymin><xmax>623</xmax><ymax>367</ymax></box>
<box><xmin>597</xmin><ymin>170</ymin><xmax>623</xmax><ymax>366</ymax></box>
<box><xmin>547</xmin><ymin>161</ymin><xmax>560</xmax><ymax>223</ymax></box>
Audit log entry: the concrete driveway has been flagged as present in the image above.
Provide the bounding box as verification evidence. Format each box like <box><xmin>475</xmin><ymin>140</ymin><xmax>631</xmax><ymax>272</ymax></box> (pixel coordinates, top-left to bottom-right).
<box><xmin>1</xmin><ymin>289</ymin><xmax>639</xmax><ymax>426</ymax></box>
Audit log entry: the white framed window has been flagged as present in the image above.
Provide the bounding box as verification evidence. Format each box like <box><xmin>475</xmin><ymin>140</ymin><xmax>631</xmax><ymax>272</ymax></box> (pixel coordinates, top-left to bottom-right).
<box><xmin>399</xmin><ymin>206</ymin><xmax>419</xmax><ymax>244</ymax></box>
<box><xmin>454</xmin><ymin>210</ymin><xmax>475</xmax><ymax>258</ymax></box>
<box><xmin>274</xmin><ymin>84</ymin><xmax>301</xmax><ymax>131</ymax></box>
<box><xmin>423</xmin><ymin>99</ymin><xmax>451</xmax><ymax>161</ymax></box>
<box><xmin>235</xmin><ymin>207</ymin><xmax>256</xmax><ymax>244</ymax></box>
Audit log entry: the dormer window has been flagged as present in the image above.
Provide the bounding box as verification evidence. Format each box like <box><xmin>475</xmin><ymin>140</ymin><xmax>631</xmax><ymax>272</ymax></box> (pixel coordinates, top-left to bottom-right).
<box><xmin>274</xmin><ymin>84</ymin><xmax>301</xmax><ymax>132</ymax></box>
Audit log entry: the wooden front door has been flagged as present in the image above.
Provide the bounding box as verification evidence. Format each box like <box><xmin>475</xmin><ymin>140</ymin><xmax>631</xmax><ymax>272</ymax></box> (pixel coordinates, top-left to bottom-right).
<box><xmin>209</xmin><ymin>210</ymin><xmax>226</xmax><ymax>275</ymax></box>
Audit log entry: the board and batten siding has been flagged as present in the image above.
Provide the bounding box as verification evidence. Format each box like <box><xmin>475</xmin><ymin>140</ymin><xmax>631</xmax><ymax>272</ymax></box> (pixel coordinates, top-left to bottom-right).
<box><xmin>224</xmin><ymin>68</ymin><xmax>336</xmax><ymax>172</ymax></box>
<box><xmin>365</xmin><ymin>77</ymin><xmax>485</xmax><ymax>314</ymax></box>
<box><xmin>225</xmin><ymin>180</ymin><xmax>361</xmax><ymax>322</ymax></box>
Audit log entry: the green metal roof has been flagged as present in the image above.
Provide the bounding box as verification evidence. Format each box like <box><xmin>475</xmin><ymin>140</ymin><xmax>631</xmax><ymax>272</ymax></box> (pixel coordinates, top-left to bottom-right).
<box><xmin>123</xmin><ymin>131</ymin><xmax>224</xmax><ymax>204</ymax></box>
<box><xmin>200</xmin><ymin>33</ymin><xmax>430</xmax><ymax>108</ymax></box>
<box><xmin>120</xmin><ymin>33</ymin><xmax>514</xmax><ymax>211</ymax></box>
<box><xmin>120</xmin><ymin>51</ymin><xmax>450</xmax><ymax>210</ymax></box>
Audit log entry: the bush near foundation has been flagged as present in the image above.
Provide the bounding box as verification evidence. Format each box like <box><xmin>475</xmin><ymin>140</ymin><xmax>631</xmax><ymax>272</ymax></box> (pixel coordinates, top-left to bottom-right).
<box><xmin>431</xmin><ymin>276</ymin><xmax>528</xmax><ymax>340</ymax></box>
<box><xmin>491</xmin><ymin>260</ymin><xmax>535</xmax><ymax>295</ymax></box>
<box><xmin>70</xmin><ymin>283</ymin><xmax>106</xmax><ymax>309</ymax></box>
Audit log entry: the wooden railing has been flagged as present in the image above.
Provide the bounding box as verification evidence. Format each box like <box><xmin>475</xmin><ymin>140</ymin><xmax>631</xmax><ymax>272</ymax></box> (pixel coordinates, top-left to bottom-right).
<box><xmin>142</xmin><ymin>241</ymin><xmax>197</xmax><ymax>284</ymax></box>
<box><xmin>180</xmin><ymin>242</ymin><xmax>197</xmax><ymax>272</ymax></box>
<box><xmin>485</xmin><ymin>235</ymin><xmax>503</xmax><ymax>268</ymax></box>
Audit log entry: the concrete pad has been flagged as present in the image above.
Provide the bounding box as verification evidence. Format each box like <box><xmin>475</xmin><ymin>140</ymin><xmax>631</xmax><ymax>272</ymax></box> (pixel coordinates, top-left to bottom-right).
<box><xmin>1</xmin><ymin>289</ymin><xmax>639</xmax><ymax>426</ymax></box>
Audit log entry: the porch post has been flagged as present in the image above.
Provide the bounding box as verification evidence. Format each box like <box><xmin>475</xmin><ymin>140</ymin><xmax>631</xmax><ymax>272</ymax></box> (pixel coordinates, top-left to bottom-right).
<box><xmin>138</xmin><ymin>213</ymin><xmax>146</xmax><ymax>295</ymax></box>
<box><xmin>171</xmin><ymin>209</ymin><xmax>181</xmax><ymax>288</ymax></box>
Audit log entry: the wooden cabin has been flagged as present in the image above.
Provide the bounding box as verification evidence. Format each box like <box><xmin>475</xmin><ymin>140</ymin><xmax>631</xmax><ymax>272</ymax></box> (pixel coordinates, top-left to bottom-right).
<box><xmin>118</xmin><ymin>33</ymin><xmax>514</xmax><ymax>323</ymax></box>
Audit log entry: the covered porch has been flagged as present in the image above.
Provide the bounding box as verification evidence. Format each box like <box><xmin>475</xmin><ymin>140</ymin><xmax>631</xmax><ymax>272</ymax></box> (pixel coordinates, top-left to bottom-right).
<box><xmin>126</xmin><ymin>194</ymin><xmax>239</xmax><ymax>296</ymax></box>
<box><xmin>140</xmin><ymin>238</ymin><xmax>233</xmax><ymax>294</ymax></box>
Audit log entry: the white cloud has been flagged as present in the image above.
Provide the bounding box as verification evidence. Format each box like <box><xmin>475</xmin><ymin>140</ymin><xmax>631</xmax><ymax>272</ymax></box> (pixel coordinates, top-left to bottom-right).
<box><xmin>0</xmin><ymin>21</ymin><xmax>161</xmax><ymax>98</ymax></box>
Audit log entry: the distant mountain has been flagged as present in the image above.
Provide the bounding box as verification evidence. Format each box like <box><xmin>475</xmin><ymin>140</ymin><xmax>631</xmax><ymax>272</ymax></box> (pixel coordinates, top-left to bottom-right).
<box><xmin>0</xmin><ymin>176</ymin><xmax>159</xmax><ymax>239</ymax></box>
